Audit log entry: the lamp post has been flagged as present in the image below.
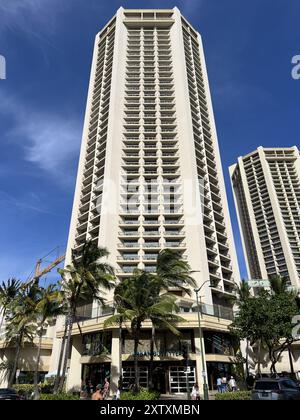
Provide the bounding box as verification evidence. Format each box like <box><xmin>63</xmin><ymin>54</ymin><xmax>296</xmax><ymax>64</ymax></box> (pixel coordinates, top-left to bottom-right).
<box><xmin>194</xmin><ymin>281</ymin><xmax>210</xmax><ymax>401</ymax></box>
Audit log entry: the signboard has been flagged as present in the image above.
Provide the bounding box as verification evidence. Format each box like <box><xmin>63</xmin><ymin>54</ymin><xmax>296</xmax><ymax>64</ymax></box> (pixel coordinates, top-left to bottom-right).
<box><xmin>248</xmin><ymin>280</ymin><xmax>300</xmax><ymax>293</ymax></box>
<box><xmin>132</xmin><ymin>351</ymin><xmax>183</xmax><ymax>357</ymax></box>
<box><xmin>248</xmin><ymin>280</ymin><xmax>270</xmax><ymax>288</ymax></box>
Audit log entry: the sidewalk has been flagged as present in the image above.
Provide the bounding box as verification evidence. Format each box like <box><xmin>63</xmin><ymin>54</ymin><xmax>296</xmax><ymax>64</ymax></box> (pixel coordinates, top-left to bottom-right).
<box><xmin>159</xmin><ymin>392</ymin><xmax>217</xmax><ymax>400</ymax></box>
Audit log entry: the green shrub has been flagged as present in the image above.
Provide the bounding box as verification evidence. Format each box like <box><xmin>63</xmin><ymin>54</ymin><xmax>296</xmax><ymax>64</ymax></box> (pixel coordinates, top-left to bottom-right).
<box><xmin>215</xmin><ymin>391</ymin><xmax>251</xmax><ymax>401</ymax></box>
<box><xmin>13</xmin><ymin>383</ymin><xmax>54</xmax><ymax>397</ymax></box>
<box><xmin>40</xmin><ymin>393</ymin><xmax>80</xmax><ymax>400</ymax></box>
<box><xmin>120</xmin><ymin>388</ymin><xmax>160</xmax><ymax>400</ymax></box>
<box><xmin>13</xmin><ymin>384</ymin><xmax>35</xmax><ymax>397</ymax></box>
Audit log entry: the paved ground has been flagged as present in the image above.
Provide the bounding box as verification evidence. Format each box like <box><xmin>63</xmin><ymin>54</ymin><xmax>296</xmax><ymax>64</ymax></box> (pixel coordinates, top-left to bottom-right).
<box><xmin>159</xmin><ymin>392</ymin><xmax>217</xmax><ymax>400</ymax></box>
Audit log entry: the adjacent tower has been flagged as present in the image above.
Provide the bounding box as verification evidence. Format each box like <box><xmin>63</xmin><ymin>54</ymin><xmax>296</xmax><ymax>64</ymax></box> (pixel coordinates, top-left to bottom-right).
<box><xmin>230</xmin><ymin>146</ymin><xmax>300</xmax><ymax>288</ymax></box>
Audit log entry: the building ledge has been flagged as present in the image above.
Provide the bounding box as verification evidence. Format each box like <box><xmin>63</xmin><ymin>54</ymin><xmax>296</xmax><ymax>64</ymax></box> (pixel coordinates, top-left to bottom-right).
<box><xmin>57</xmin><ymin>313</ymin><xmax>233</xmax><ymax>338</ymax></box>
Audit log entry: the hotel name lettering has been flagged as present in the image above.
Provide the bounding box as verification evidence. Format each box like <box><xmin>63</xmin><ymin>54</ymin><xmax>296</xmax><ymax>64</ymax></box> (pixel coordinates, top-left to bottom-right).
<box><xmin>133</xmin><ymin>350</ymin><xmax>183</xmax><ymax>357</ymax></box>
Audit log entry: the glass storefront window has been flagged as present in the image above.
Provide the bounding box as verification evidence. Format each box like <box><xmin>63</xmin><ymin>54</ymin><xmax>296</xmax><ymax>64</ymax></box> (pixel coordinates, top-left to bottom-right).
<box><xmin>204</xmin><ymin>331</ymin><xmax>236</xmax><ymax>356</ymax></box>
<box><xmin>83</xmin><ymin>332</ymin><xmax>112</xmax><ymax>356</ymax></box>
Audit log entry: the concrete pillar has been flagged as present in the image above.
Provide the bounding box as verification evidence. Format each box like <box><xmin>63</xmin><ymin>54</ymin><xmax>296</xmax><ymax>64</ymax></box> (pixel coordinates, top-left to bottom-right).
<box><xmin>194</xmin><ymin>327</ymin><xmax>208</xmax><ymax>395</ymax></box>
<box><xmin>110</xmin><ymin>329</ymin><xmax>121</xmax><ymax>394</ymax></box>
<box><xmin>67</xmin><ymin>336</ymin><xmax>83</xmax><ymax>392</ymax></box>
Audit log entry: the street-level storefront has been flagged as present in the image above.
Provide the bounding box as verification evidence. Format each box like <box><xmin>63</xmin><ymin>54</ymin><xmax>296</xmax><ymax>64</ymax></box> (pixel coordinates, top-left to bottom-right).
<box><xmin>207</xmin><ymin>362</ymin><xmax>234</xmax><ymax>390</ymax></box>
<box><xmin>67</xmin><ymin>310</ymin><xmax>240</xmax><ymax>394</ymax></box>
<box><xmin>122</xmin><ymin>362</ymin><xmax>197</xmax><ymax>394</ymax></box>
<box><xmin>82</xmin><ymin>361</ymin><xmax>197</xmax><ymax>395</ymax></box>
<box><xmin>79</xmin><ymin>327</ymin><xmax>239</xmax><ymax>394</ymax></box>
<box><xmin>82</xmin><ymin>363</ymin><xmax>111</xmax><ymax>391</ymax></box>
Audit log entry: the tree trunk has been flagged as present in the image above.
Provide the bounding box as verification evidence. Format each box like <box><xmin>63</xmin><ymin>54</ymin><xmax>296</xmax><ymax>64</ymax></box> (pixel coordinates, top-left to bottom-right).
<box><xmin>133</xmin><ymin>331</ymin><xmax>139</xmax><ymax>392</ymax></box>
<box><xmin>149</xmin><ymin>324</ymin><xmax>155</xmax><ymax>390</ymax></box>
<box><xmin>245</xmin><ymin>339</ymin><xmax>250</xmax><ymax>377</ymax></box>
<box><xmin>34</xmin><ymin>326</ymin><xmax>43</xmax><ymax>399</ymax></box>
<box><xmin>288</xmin><ymin>345</ymin><xmax>295</xmax><ymax>376</ymax></box>
<box><xmin>257</xmin><ymin>340</ymin><xmax>262</xmax><ymax>377</ymax></box>
<box><xmin>0</xmin><ymin>308</ymin><xmax>6</xmax><ymax>332</ymax></box>
<box><xmin>58</xmin><ymin>309</ymin><xmax>74</xmax><ymax>393</ymax></box>
<box><xmin>268</xmin><ymin>345</ymin><xmax>277</xmax><ymax>376</ymax></box>
<box><xmin>8</xmin><ymin>334</ymin><xmax>22</xmax><ymax>388</ymax></box>
<box><xmin>53</xmin><ymin>320</ymin><xmax>68</xmax><ymax>394</ymax></box>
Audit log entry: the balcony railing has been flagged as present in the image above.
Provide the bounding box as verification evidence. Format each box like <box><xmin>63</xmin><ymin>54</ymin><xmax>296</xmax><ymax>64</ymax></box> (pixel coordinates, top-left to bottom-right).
<box><xmin>191</xmin><ymin>303</ymin><xmax>234</xmax><ymax>321</ymax></box>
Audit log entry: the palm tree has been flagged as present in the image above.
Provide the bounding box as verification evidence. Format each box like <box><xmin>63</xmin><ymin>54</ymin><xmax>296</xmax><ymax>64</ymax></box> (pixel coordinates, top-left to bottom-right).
<box><xmin>105</xmin><ymin>271</ymin><xmax>184</xmax><ymax>391</ymax></box>
<box><xmin>148</xmin><ymin>250</ymin><xmax>196</xmax><ymax>389</ymax></box>
<box><xmin>33</xmin><ymin>285</ymin><xmax>63</xmax><ymax>399</ymax></box>
<box><xmin>234</xmin><ymin>281</ymin><xmax>251</xmax><ymax>377</ymax></box>
<box><xmin>269</xmin><ymin>275</ymin><xmax>289</xmax><ymax>295</ymax></box>
<box><xmin>156</xmin><ymin>249</ymin><xmax>196</xmax><ymax>294</ymax></box>
<box><xmin>55</xmin><ymin>241</ymin><xmax>114</xmax><ymax>393</ymax></box>
<box><xmin>269</xmin><ymin>275</ymin><xmax>296</xmax><ymax>376</ymax></box>
<box><xmin>235</xmin><ymin>280</ymin><xmax>251</xmax><ymax>303</ymax></box>
<box><xmin>5</xmin><ymin>284</ymin><xmax>38</xmax><ymax>387</ymax></box>
<box><xmin>0</xmin><ymin>279</ymin><xmax>22</xmax><ymax>332</ymax></box>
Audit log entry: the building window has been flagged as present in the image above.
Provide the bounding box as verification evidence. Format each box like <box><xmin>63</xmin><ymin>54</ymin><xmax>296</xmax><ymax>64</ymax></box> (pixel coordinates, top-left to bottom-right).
<box><xmin>83</xmin><ymin>332</ymin><xmax>112</xmax><ymax>356</ymax></box>
<box><xmin>204</xmin><ymin>331</ymin><xmax>236</xmax><ymax>356</ymax></box>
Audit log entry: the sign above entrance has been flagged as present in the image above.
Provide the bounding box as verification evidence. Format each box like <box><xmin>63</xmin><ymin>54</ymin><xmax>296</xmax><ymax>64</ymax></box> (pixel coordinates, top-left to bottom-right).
<box><xmin>132</xmin><ymin>350</ymin><xmax>183</xmax><ymax>358</ymax></box>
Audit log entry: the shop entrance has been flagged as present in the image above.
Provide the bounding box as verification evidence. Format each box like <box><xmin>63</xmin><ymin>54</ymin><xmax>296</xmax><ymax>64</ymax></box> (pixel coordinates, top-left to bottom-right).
<box><xmin>207</xmin><ymin>362</ymin><xmax>233</xmax><ymax>390</ymax></box>
<box><xmin>169</xmin><ymin>365</ymin><xmax>196</xmax><ymax>394</ymax></box>
<box><xmin>82</xmin><ymin>363</ymin><xmax>111</xmax><ymax>391</ymax></box>
<box><xmin>152</xmin><ymin>365</ymin><xmax>167</xmax><ymax>394</ymax></box>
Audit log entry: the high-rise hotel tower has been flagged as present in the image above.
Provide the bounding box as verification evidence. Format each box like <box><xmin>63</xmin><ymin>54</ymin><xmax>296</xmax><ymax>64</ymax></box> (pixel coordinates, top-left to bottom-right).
<box><xmin>230</xmin><ymin>147</ymin><xmax>300</xmax><ymax>289</ymax></box>
<box><xmin>51</xmin><ymin>8</ymin><xmax>241</xmax><ymax>395</ymax></box>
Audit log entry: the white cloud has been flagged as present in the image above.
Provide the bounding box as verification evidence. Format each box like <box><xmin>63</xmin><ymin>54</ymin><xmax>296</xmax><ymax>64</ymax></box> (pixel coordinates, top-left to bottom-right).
<box><xmin>17</xmin><ymin>115</ymin><xmax>81</xmax><ymax>175</ymax></box>
<box><xmin>0</xmin><ymin>90</ymin><xmax>81</xmax><ymax>185</ymax></box>
<box><xmin>0</xmin><ymin>0</ymin><xmax>61</xmax><ymax>30</ymax></box>
<box><xmin>0</xmin><ymin>189</ymin><xmax>53</xmax><ymax>215</ymax></box>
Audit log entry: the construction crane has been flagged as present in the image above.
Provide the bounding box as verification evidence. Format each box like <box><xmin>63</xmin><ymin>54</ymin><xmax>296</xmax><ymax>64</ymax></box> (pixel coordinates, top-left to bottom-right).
<box><xmin>24</xmin><ymin>248</ymin><xmax>66</xmax><ymax>287</ymax></box>
<box><xmin>32</xmin><ymin>254</ymin><xmax>65</xmax><ymax>285</ymax></box>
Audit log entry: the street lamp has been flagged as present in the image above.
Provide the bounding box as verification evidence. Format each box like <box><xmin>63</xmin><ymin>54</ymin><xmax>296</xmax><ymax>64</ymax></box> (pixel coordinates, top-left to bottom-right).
<box><xmin>194</xmin><ymin>280</ymin><xmax>211</xmax><ymax>401</ymax></box>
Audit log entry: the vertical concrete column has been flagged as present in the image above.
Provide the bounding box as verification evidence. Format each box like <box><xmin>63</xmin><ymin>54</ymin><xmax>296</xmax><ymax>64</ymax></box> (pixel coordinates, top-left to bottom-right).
<box><xmin>110</xmin><ymin>329</ymin><xmax>121</xmax><ymax>394</ymax></box>
<box><xmin>194</xmin><ymin>327</ymin><xmax>207</xmax><ymax>395</ymax></box>
<box><xmin>67</xmin><ymin>336</ymin><xmax>83</xmax><ymax>392</ymax></box>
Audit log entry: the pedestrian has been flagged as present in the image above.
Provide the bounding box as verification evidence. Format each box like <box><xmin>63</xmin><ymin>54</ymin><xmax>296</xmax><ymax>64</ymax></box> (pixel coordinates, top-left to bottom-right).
<box><xmin>221</xmin><ymin>376</ymin><xmax>228</xmax><ymax>393</ymax></box>
<box><xmin>102</xmin><ymin>377</ymin><xmax>110</xmax><ymax>400</ymax></box>
<box><xmin>80</xmin><ymin>380</ymin><xmax>89</xmax><ymax>400</ymax></box>
<box><xmin>216</xmin><ymin>376</ymin><xmax>222</xmax><ymax>393</ymax></box>
<box><xmin>191</xmin><ymin>383</ymin><xmax>201</xmax><ymax>400</ymax></box>
<box><xmin>229</xmin><ymin>376</ymin><xmax>237</xmax><ymax>392</ymax></box>
<box><xmin>92</xmin><ymin>385</ymin><xmax>103</xmax><ymax>401</ymax></box>
<box><xmin>87</xmin><ymin>379</ymin><xmax>94</xmax><ymax>396</ymax></box>
<box><xmin>115</xmin><ymin>387</ymin><xmax>121</xmax><ymax>400</ymax></box>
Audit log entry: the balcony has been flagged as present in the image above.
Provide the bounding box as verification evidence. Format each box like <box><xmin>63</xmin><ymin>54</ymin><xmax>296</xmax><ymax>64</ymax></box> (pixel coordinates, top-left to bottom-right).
<box><xmin>191</xmin><ymin>303</ymin><xmax>234</xmax><ymax>321</ymax></box>
<box><xmin>118</xmin><ymin>255</ymin><xmax>139</xmax><ymax>261</ymax></box>
<box><xmin>143</xmin><ymin>254</ymin><xmax>158</xmax><ymax>261</ymax></box>
<box><xmin>118</xmin><ymin>243</ymin><xmax>140</xmax><ymax>249</ymax></box>
<box><xmin>144</xmin><ymin>242</ymin><xmax>160</xmax><ymax>249</ymax></box>
<box><xmin>119</xmin><ymin>231</ymin><xmax>139</xmax><ymax>237</ymax></box>
<box><xmin>144</xmin><ymin>231</ymin><xmax>160</xmax><ymax>237</ymax></box>
<box><xmin>165</xmin><ymin>242</ymin><xmax>186</xmax><ymax>248</ymax></box>
<box><xmin>143</xmin><ymin>220</ymin><xmax>160</xmax><ymax>225</ymax></box>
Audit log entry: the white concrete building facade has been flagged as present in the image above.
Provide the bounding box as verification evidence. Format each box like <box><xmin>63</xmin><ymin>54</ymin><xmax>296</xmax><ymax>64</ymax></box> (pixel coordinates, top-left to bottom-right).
<box><xmin>49</xmin><ymin>8</ymin><xmax>241</xmax><ymax>395</ymax></box>
<box><xmin>230</xmin><ymin>147</ymin><xmax>300</xmax><ymax>288</ymax></box>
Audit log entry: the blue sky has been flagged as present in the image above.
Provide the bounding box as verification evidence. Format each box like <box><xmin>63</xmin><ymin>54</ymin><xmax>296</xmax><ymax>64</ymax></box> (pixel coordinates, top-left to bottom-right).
<box><xmin>0</xmin><ymin>0</ymin><xmax>299</xmax><ymax>283</ymax></box>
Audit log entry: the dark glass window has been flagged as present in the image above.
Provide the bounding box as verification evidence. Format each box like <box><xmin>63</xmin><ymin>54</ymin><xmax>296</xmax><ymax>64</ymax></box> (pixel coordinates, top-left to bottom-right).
<box><xmin>83</xmin><ymin>332</ymin><xmax>112</xmax><ymax>356</ymax></box>
<box><xmin>204</xmin><ymin>331</ymin><xmax>236</xmax><ymax>356</ymax></box>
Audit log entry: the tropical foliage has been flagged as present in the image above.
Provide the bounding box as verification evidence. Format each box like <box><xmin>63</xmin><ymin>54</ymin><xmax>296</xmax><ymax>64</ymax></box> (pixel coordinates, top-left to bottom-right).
<box><xmin>230</xmin><ymin>276</ymin><xmax>299</xmax><ymax>375</ymax></box>
<box><xmin>54</xmin><ymin>241</ymin><xmax>114</xmax><ymax>393</ymax></box>
<box><xmin>105</xmin><ymin>249</ymin><xmax>195</xmax><ymax>391</ymax></box>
